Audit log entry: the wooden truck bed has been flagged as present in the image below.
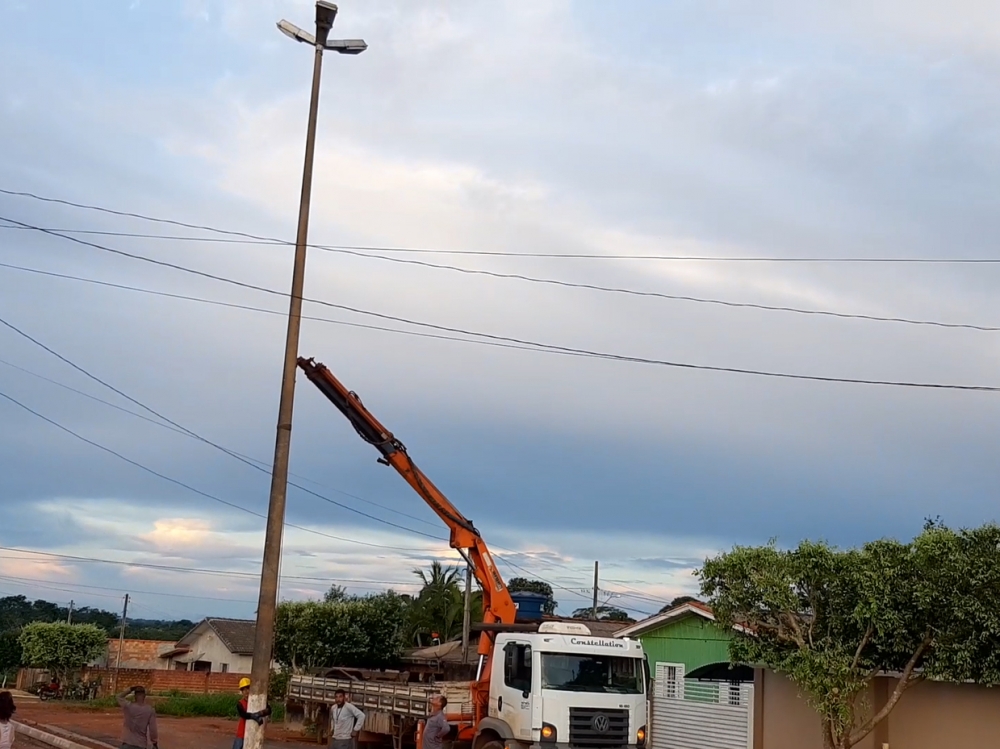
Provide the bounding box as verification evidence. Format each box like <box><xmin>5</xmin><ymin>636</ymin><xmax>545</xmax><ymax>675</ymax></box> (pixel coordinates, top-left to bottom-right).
<box><xmin>288</xmin><ymin>675</ymin><xmax>473</xmax><ymax>729</ymax></box>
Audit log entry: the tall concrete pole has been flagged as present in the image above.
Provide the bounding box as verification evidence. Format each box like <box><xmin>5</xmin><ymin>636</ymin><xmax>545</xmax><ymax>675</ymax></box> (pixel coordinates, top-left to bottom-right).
<box><xmin>245</xmin><ymin>18</ymin><xmax>329</xmax><ymax>749</ymax></box>
<box><xmin>113</xmin><ymin>594</ymin><xmax>128</xmax><ymax>693</ymax></box>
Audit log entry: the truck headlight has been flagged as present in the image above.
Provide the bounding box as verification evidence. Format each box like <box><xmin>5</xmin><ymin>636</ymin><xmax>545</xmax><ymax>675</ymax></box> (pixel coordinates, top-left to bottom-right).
<box><xmin>636</xmin><ymin>726</ymin><xmax>646</xmax><ymax>747</ymax></box>
<box><xmin>541</xmin><ymin>723</ymin><xmax>557</xmax><ymax>743</ymax></box>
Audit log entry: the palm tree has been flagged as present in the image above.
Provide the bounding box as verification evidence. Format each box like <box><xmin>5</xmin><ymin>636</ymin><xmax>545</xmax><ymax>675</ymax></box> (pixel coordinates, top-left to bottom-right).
<box><xmin>409</xmin><ymin>562</ymin><xmax>482</xmax><ymax>645</ymax></box>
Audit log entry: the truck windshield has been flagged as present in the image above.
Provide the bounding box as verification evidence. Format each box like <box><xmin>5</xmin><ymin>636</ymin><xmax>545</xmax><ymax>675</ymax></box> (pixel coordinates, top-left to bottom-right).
<box><xmin>540</xmin><ymin>654</ymin><xmax>644</xmax><ymax>694</ymax></box>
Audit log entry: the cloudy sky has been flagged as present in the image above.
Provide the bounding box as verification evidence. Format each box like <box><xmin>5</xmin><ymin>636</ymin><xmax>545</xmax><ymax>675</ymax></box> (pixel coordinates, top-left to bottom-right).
<box><xmin>2</xmin><ymin>0</ymin><xmax>1000</xmax><ymax>623</ymax></box>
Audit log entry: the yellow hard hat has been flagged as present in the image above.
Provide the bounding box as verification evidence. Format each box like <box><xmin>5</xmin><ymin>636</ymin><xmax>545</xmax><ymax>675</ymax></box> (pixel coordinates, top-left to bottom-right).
<box><xmin>239</xmin><ymin>678</ymin><xmax>252</xmax><ymax>689</ymax></box>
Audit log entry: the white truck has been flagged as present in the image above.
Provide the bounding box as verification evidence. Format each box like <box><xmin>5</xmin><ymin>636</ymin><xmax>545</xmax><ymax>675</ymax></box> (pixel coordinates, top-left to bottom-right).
<box><xmin>288</xmin><ymin>621</ymin><xmax>648</xmax><ymax>749</ymax></box>
<box><xmin>294</xmin><ymin>359</ymin><xmax>650</xmax><ymax>749</ymax></box>
<box><xmin>481</xmin><ymin>622</ymin><xmax>648</xmax><ymax>749</ymax></box>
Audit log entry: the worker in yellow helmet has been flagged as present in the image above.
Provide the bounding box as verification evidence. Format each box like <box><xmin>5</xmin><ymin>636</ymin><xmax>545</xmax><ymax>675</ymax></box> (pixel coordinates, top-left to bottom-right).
<box><xmin>234</xmin><ymin>678</ymin><xmax>271</xmax><ymax>749</ymax></box>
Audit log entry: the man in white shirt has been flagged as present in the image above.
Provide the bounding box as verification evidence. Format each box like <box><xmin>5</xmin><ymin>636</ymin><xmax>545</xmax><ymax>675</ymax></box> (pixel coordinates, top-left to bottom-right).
<box><xmin>329</xmin><ymin>689</ymin><xmax>365</xmax><ymax>749</ymax></box>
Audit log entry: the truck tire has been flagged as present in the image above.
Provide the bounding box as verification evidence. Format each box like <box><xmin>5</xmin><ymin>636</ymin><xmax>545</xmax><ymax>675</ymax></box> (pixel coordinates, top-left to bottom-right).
<box><xmin>480</xmin><ymin>740</ymin><xmax>504</xmax><ymax>749</ymax></box>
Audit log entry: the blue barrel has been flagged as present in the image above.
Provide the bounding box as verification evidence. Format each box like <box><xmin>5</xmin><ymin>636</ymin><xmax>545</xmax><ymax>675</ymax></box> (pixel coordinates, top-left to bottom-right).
<box><xmin>511</xmin><ymin>591</ymin><xmax>548</xmax><ymax>621</ymax></box>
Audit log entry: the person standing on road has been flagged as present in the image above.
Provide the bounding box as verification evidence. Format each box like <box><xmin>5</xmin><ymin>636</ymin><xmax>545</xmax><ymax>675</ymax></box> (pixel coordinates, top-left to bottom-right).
<box><xmin>422</xmin><ymin>695</ymin><xmax>450</xmax><ymax>749</ymax></box>
<box><xmin>329</xmin><ymin>689</ymin><xmax>365</xmax><ymax>749</ymax></box>
<box><xmin>116</xmin><ymin>685</ymin><xmax>158</xmax><ymax>749</ymax></box>
<box><xmin>0</xmin><ymin>691</ymin><xmax>16</xmax><ymax>749</ymax></box>
<box><xmin>234</xmin><ymin>677</ymin><xmax>271</xmax><ymax>749</ymax></box>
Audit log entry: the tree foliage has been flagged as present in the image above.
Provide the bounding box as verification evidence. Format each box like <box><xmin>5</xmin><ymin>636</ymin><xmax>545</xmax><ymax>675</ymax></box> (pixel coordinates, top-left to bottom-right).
<box><xmin>571</xmin><ymin>605</ymin><xmax>634</xmax><ymax>622</ymax></box>
<box><xmin>407</xmin><ymin>562</ymin><xmax>482</xmax><ymax>645</ymax></box>
<box><xmin>507</xmin><ymin>578</ymin><xmax>557</xmax><ymax>615</ymax></box>
<box><xmin>658</xmin><ymin>595</ymin><xmax>702</xmax><ymax>613</ymax></box>
<box><xmin>18</xmin><ymin>622</ymin><xmax>107</xmax><ymax>682</ymax></box>
<box><xmin>0</xmin><ymin>596</ymin><xmax>188</xmax><ymax>641</ymax></box>
<box><xmin>324</xmin><ymin>585</ymin><xmax>348</xmax><ymax>603</ymax></box>
<box><xmin>274</xmin><ymin>592</ymin><xmax>409</xmax><ymax>673</ymax></box>
<box><xmin>700</xmin><ymin>521</ymin><xmax>1000</xmax><ymax>749</ymax></box>
<box><xmin>0</xmin><ymin>631</ymin><xmax>22</xmax><ymax>675</ymax></box>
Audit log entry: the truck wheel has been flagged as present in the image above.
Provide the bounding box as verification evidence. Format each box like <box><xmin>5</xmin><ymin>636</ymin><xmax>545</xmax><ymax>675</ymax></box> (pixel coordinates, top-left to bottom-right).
<box><xmin>480</xmin><ymin>740</ymin><xmax>504</xmax><ymax>749</ymax></box>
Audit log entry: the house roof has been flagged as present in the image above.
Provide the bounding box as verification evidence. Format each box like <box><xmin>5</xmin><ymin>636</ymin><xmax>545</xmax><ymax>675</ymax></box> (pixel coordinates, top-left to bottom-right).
<box><xmin>614</xmin><ymin>601</ymin><xmax>717</xmax><ymax>638</ymax></box>
<box><xmin>176</xmin><ymin>618</ymin><xmax>257</xmax><ymax>656</ymax></box>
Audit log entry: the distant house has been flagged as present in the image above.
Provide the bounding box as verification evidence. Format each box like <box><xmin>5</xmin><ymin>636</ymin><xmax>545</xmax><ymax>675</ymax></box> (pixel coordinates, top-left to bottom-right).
<box><xmin>615</xmin><ymin>601</ymin><xmax>742</xmax><ymax>683</ymax></box>
<box><xmin>100</xmin><ymin>639</ymin><xmax>180</xmax><ymax>670</ymax></box>
<box><xmin>159</xmin><ymin>618</ymin><xmax>257</xmax><ymax>674</ymax></box>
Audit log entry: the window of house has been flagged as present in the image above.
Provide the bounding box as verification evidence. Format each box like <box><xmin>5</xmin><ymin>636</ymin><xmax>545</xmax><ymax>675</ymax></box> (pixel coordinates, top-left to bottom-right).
<box><xmin>220</xmin><ymin>664</ymin><xmax>229</xmax><ymax>673</ymax></box>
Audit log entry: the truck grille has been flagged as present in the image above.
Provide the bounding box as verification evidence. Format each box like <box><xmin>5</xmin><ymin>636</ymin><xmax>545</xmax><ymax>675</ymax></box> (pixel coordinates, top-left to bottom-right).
<box><xmin>569</xmin><ymin>708</ymin><xmax>629</xmax><ymax>749</ymax></box>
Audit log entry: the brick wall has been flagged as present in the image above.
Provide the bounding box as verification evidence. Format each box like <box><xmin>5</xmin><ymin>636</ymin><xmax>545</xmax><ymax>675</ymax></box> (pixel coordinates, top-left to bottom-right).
<box><xmin>82</xmin><ymin>667</ymin><xmax>246</xmax><ymax>696</ymax></box>
<box><xmin>104</xmin><ymin>639</ymin><xmax>175</xmax><ymax>669</ymax></box>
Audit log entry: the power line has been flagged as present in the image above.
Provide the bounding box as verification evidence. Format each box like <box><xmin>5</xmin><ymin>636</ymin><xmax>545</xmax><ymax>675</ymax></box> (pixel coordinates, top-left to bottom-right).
<box><xmin>4</xmin><ymin>187</ymin><xmax>1000</xmax><ymax>263</ymax></box>
<box><xmin>0</xmin><ymin>547</ymin><xmax>418</xmax><ymax>587</ymax></box>
<box><xmin>0</xmin><ymin>336</ymin><xmax>671</xmax><ymax>599</ymax></box>
<box><xmin>0</xmin><ymin>317</ymin><xmax>447</xmax><ymax>541</ymax></box>
<box><xmin>0</xmin><ymin>312</ymin><xmax>447</xmax><ymax>541</ymax></box>
<box><xmin>2</xmin><ymin>241</ymin><xmax>998</xmax><ymax>393</ymax></box>
<box><xmin>0</xmin><ymin>573</ymin><xmax>256</xmax><ymax>603</ymax></box>
<box><xmin>6</xmin><ymin>224</ymin><xmax>1000</xmax><ymax>333</ymax></box>
<box><xmin>0</xmin><ymin>386</ymin><xmax>446</xmax><ymax>553</ymax></box>
<box><xmin>0</xmin><ymin>353</ymin><xmax>441</xmax><ymax>532</ymax></box>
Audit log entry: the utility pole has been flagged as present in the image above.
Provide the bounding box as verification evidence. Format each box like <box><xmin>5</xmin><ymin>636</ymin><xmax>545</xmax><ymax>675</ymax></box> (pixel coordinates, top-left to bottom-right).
<box><xmin>246</xmin><ymin>7</ymin><xmax>366</xmax><ymax>749</ymax></box>
<box><xmin>66</xmin><ymin>600</ymin><xmax>73</xmax><ymax>625</ymax></box>
<box><xmin>592</xmin><ymin>561</ymin><xmax>599</xmax><ymax>620</ymax></box>
<box><xmin>113</xmin><ymin>594</ymin><xmax>128</xmax><ymax>693</ymax></box>
<box><xmin>462</xmin><ymin>562</ymin><xmax>473</xmax><ymax>665</ymax></box>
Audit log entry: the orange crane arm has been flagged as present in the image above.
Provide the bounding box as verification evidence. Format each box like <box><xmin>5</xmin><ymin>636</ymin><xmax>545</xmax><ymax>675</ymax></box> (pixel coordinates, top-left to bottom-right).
<box><xmin>297</xmin><ymin>358</ymin><xmax>517</xmax><ymax>677</ymax></box>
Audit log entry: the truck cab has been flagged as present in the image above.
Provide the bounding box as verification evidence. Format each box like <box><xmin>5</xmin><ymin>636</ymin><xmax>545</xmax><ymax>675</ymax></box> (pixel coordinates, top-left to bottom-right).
<box><xmin>479</xmin><ymin>622</ymin><xmax>648</xmax><ymax>749</ymax></box>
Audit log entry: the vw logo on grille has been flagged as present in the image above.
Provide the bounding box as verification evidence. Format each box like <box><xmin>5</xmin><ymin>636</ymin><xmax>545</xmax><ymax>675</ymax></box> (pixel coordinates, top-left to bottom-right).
<box><xmin>591</xmin><ymin>714</ymin><xmax>611</xmax><ymax>734</ymax></box>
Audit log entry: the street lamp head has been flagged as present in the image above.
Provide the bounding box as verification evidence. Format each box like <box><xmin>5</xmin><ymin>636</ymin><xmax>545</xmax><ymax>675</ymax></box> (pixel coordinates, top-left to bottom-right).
<box><xmin>276</xmin><ymin>19</ymin><xmax>316</xmax><ymax>46</ymax></box>
<box><xmin>325</xmin><ymin>38</ymin><xmax>368</xmax><ymax>55</ymax></box>
<box><xmin>316</xmin><ymin>1</ymin><xmax>338</xmax><ymax>42</ymax></box>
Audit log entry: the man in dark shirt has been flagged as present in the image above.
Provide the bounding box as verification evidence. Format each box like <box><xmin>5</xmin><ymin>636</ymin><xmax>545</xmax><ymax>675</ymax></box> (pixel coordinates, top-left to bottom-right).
<box><xmin>116</xmin><ymin>686</ymin><xmax>158</xmax><ymax>749</ymax></box>
<box><xmin>422</xmin><ymin>695</ymin><xmax>450</xmax><ymax>749</ymax></box>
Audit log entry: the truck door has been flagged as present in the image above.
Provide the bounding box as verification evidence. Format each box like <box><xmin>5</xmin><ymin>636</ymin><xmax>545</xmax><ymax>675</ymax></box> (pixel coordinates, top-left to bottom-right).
<box><xmin>501</xmin><ymin>641</ymin><xmax>533</xmax><ymax>741</ymax></box>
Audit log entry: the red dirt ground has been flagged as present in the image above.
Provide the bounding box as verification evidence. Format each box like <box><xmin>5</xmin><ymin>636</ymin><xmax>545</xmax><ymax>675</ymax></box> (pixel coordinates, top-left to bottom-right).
<box><xmin>14</xmin><ymin>701</ymin><xmax>320</xmax><ymax>749</ymax></box>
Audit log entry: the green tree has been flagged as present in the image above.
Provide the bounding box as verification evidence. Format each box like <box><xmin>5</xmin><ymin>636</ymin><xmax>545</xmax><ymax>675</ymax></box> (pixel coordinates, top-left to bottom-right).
<box><xmin>409</xmin><ymin>562</ymin><xmax>464</xmax><ymax>644</ymax></box>
<box><xmin>700</xmin><ymin>521</ymin><xmax>1000</xmax><ymax>749</ymax></box>
<box><xmin>507</xmin><ymin>578</ymin><xmax>557</xmax><ymax>615</ymax></box>
<box><xmin>274</xmin><ymin>592</ymin><xmax>408</xmax><ymax>673</ymax></box>
<box><xmin>658</xmin><ymin>595</ymin><xmax>702</xmax><ymax>613</ymax></box>
<box><xmin>18</xmin><ymin>622</ymin><xmax>107</xmax><ymax>683</ymax></box>
<box><xmin>571</xmin><ymin>605</ymin><xmax>633</xmax><ymax>622</ymax></box>
<box><xmin>324</xmin><ymin>585</ymin><xmax>349</xmax><ymax>603</ymax></box>
<box><xmin>0</xmin><ymin>631</ymin><xmax>22</xmax><ymax>678</ymax></box>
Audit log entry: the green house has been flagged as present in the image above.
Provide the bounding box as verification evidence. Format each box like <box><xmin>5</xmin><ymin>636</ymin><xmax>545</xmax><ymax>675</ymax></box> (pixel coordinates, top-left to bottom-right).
<box><xmin>615</xmin><ymin>601</ymin><xmax>737</xmax><ymax>684</ymax></box>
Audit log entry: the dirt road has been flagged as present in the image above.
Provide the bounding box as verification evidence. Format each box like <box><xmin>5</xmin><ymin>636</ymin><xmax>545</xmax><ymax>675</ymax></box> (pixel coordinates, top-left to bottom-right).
<box><xmin>13</xmin><ymin>701</ymin><xmax>315</xmax><ymax>749</ymax></box>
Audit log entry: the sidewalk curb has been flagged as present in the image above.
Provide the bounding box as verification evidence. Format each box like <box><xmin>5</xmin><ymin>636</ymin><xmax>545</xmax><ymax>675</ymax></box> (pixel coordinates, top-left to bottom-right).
<box><xmin>12</xmin><ymin>721</ymin><xmax>96</xmax><ymax>749</ymax></box>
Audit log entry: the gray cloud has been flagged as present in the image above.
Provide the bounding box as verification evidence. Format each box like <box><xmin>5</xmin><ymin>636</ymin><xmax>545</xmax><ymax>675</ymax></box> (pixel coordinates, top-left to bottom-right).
<box><xmin>2</xmin><ymin>0</ymin><xmax>1000</xmax><ymax>619</ymax></box>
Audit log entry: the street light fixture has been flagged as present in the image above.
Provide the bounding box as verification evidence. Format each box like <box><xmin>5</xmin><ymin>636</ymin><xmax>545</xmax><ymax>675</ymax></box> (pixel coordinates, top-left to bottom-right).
<box><xmin>245</xmin><ymin>4</ymin><xmax>366</xmax><ymax>749</ymax></box>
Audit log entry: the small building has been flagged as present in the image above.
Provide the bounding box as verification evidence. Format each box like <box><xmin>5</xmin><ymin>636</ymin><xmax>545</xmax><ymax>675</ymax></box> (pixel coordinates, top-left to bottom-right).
<box><xmin>160</xmin><ymin>618</ymin><xmax>256</xmax><ymax>674</ymax></box>
<box><xmin>100</xmin><ymin>639</ymin><xmax>179</xmax><ymax>670</ymax></box>
<box><xmin>614</xmin><ymin>601</ymin><xmax>739</xmax><ymax>683</ymax></box>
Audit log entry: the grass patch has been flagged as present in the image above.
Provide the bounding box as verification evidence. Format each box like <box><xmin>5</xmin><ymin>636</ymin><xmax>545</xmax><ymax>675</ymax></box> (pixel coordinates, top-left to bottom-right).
<box><xmin>155</xmin><ymin>693</ymin><xmax>285</xmax><ymax>722</ymax></box>
<box><xmin>73</xmin><ymin>693</ymin><xmax>284</xmax><ymax>721</ymax></box>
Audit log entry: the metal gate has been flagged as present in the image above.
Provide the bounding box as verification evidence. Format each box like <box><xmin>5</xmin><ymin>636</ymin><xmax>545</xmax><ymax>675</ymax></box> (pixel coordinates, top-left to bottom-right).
<box><xmin>650</xmin><ymin>663</ymin><xmax>753</xmax><ymax>749</ymax></box>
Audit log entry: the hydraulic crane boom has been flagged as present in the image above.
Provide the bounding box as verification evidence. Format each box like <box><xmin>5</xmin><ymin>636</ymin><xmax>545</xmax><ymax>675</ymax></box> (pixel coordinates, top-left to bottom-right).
<box><xmin>297</xmin><ymin>357</ymin><xmax>517</xmax><ymax>717</ymax></box>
